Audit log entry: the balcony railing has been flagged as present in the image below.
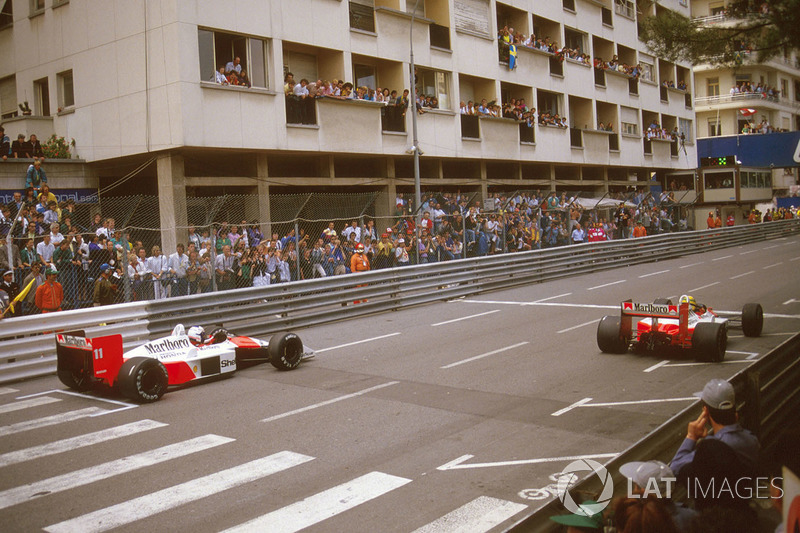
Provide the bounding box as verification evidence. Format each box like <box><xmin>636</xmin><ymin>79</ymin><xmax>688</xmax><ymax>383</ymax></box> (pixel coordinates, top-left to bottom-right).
<box><xmin>694</xmin><ymin>92</ymin><xmax>781</xmax><ymax>106</ymax></box>
<box><xmin>286</xmin><ymin>96</ymin><xmax>317</xmax><ymax>125</ymax></box>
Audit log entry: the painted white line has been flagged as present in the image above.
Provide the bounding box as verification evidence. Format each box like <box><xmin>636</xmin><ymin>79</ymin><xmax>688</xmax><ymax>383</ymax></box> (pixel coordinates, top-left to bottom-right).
<box><xmin>432</xmin><ymin>310</ymin><xmax>500</xmax><ymax>327</ymax></box>
<box><xmin>739</xmin><ymin>250</ymin><xmax>759</xmax><ymax>255</ymax></box>
<box><xmin>664</xmin><ymin>360</ymin><xmax>752</xmax><ymax>368</ymax></box>
<box><xmin>726</xmin><ymin>350</ymin><xmax>760</xmax><ymax>360</ymax></box>
<box><xmin>791</xmin><ymin>257</ymin><xmax>800</xmax><ymax>262</ymax></box>
<box><xmin>411</xmin><ymin>496</ymin><xmax>527</xmax><ymax>533</ymax></box>
<box><xmin>712</xmin><ymin>255</ymin><xmax>734</xmax><ymax>261</ymax></box>
<box><xmin>763</xmin><ymin>262</ymin><xmax>783</xmax><ymax>270</ymax></box>
<box><xmin>532</xmin><ymin>292</ymin><xmax>573</xmax><ymax>303</ymax></box>
<box><xmin>587</xmin><ymin>280</ymin><xmax>626</xmax><ymax>291</ymax></box>
<box><xmin>0</xmin><ymin>387</ymin><xmax>18</xmax><ymax>395</ymax></box>
<box><xmin>0</xmin><ymin>434</ymin><xmax>234</xmax><ymax>510</ymax></box>
<box><xmin>45</xmin><ymin>451</ymin><xmax>315</xmax><ymax>533</ymax></box>
<box><xmin>262</xmin><ymin>381</ymin><xmax>400</xmax><ymax>423</ymax></box>
<box><xmin>314</xmin><ymin>332</ymin><xmax>401</xmax><ymax>353</ymax></box>
<box><xmin>688</xmin><ymin>281</ymin><xmax>720</xmax><ymax>292</ymax></box>
<box><xmin>763</xmin><ymin>245</ymin><xmax>779</xmax><ymax>250</ymax></box>
<box><xmin>441</xmin><ymin>342</ymin><xmax>529</xmax><ymax>369</ymax></box>
<box><xmin>584</xmin><ymin>397</ymin><xmax>697</xmax><ymax>408</ymax></box>
<box><xmin>638</xmin><ymin>269</ymin><xmax>670</xmax><ymax>278</ymax></box>
<box><xmin>680</xmin><ymin>261</ymin><xmax>704</xmax><ymax>269</ymax></box>
<box><xmin>0</xmin><ymin>407</ymin><xmax>105</xmax><ymax>437</ymax></box>
<box><xmin>16</xmin><ymin>389</ymin><xmax>139</xmax><ymax>415</ymax></box>
<box><xmin>557</xmin><ymin>318</ymin><xmax>601</xmax><ymax>334</ymax></box>
<box><xmin>0</xmin><ymin>420</ymin><xmax>168</xmax><ymax>468</ymax></box>
<box><xmin>643</xmin><ymin>360</ymin><xmax>670</xmax><ymax>373</ymax></box>
<box><xmin>0</xmin><ymin>396</ymin><xmax>61</xmax><ymax>414</ymax></box>
<box><xmin>551</xmin><ymin>397</ymin><xmax>592</xmax><ymax>417</ymax></box>
<box><xmin>784</xmin><ymin>299</ymin><xmax>798</xmax><ymax>306</ymax></box>
<box><xmin>730</xmin><ymin>271</ymin><xmax>755</xmax><ymax>280</ymax></box>
<box><xmin>437</xmin><ymin>452</ymin><xmax>619</xmax><ymax>471</ymax></box>
<box><xmin>222</xmin><ymin>471</ymin><xmax>411</xmax><ymax>533</ymax></box>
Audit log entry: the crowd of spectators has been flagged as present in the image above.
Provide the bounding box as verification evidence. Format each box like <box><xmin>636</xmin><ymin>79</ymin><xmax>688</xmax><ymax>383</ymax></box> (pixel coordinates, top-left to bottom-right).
<box><xmin>645</xmin><ymin>120</ymin><xmax>683</xmax><ymax>142</ymax></box>
<box><xmin>741</xmin><ymin>118</ymin><xmax>783</xmax><ymax>134</ymax></box>
<box><xmin>0</xmin><ymin>126</ymin><xmax>45</xmax><ymax>161</ymax></box>
<box><xmin>593</xmin><ymin>55</ymin><xmax>642</xmax><ymax>78</ymax></box>
<box><xmin>213</xmin><ymin>56</ymin><xmax>252</xmax><ymax>87</ymax></box>
<box><xmin>729</xmin><ymin>81</ymin><xmax>780</xmax><ymax>100</ymax></box>
<box><xmin>498</xmin><ymin>25</ymin><xmax>586</xmax><ymax>63</ymax></box>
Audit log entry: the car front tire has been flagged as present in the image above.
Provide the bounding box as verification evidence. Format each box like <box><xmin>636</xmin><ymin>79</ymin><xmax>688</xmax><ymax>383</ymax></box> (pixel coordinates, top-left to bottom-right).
<box><xmin>118</xmin><ymin>357</ymin><xmax>169</xmax><ymax>403</ymax></box>
<box><xmin>269</xmin><ymin>332</ymin><xmax>304</xmax><ymax>371</ymax></box>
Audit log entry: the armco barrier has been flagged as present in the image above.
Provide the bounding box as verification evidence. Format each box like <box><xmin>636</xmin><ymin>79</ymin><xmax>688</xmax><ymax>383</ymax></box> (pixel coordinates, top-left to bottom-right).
<box><xmin>1</xmin><ymin>219</ymin><xmax>798</xmax><ymax>384</ymax></box>
<box><xmin>504</xmin><ymin>332</ymin><xmax>800</xmax><ymax>532</ymax></box>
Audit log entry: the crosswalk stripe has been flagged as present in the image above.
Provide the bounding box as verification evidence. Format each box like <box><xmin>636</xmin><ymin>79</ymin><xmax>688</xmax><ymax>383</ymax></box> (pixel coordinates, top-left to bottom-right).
<box><xmin>222</xmin><ymin>471</ymin><xmax>412</xmax><ymax>533</ymax></box>
<box><xmin>0</xmin><ymin>407</ymin><xmax>105</xmax><ymax>437</ymax></box>
<box><xmin>411</xmin><ymin>496</ymin><xmax>528</xmax><ymax>533</ymax></box>
<box><xmin>44</xmin><ymin>451</ymin><xmax>315</xmax><ymax>533</ymax></box>
<box><xmin>0</xmin><ymin>420</ymin><xmax>168</xmax><ymax>468</ymax></box>
<box><xmin>0</xmin><ymin>396</ymin><xmax>61</xmax><ymax>414</ymax></box>
<box><xmin>0</xmin><ymin>434</ymin><xmax>234</xmax><ymax>510</ymax></box>
<box><xmin>0</xmin><ymin>387</ymin><xmax>19</xmax><ymax>395</ymax></box>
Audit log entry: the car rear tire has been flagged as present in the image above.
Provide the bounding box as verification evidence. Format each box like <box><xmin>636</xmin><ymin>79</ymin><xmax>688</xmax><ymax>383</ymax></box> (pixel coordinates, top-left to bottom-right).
<box><xmin>118</xmin><ymin>357</ymin><xmax>169</xmax><ymax>403</ymax></box>
<box><xmin>269</xmin><ymin>332</ymin><xmax>304</xmax><ymax>371</ymax></box>
<box><xmin>693</xmin><ymin>322</ymin><xmax>727</xmax><ymax>363</ymax></box>
<box><xmin>741</xmin><ymin>303</ymin><xmax>763</xmax><ymax>337</ymax></box>
<box><xmin>597</xmin><ymin>316</ymin><xmax>628</xmax><ymax>354</ymax></box>
<box><xmin>653</xmin><ymin>298</ymin><xmax>673</xmax><ymax>305</ymax></box>
<box><xmin>57</xmin><ymin>368</ymin><xmax>93</xmax><ymax>392</ymax></box>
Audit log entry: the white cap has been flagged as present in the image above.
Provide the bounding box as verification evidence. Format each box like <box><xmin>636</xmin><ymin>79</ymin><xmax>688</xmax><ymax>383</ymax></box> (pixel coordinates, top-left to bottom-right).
<box><xmin>619</xmin><ymin>460</ymin><xmax>675</xmax><ymax>491</ymax></box>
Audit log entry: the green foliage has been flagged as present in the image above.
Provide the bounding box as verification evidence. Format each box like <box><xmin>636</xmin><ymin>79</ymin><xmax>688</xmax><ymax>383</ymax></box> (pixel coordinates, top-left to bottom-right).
<box><xmin>42</xmin><ymin>134</ymin><xmax>75</xmax><ymax>159</ymax></box>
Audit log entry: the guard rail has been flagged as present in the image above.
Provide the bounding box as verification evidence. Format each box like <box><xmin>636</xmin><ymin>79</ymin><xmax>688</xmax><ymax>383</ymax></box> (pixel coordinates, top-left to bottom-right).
<box><xmin>1</xmin><ymin>219</ymin><xmax>798</xmax><ymax>384</ymax></box>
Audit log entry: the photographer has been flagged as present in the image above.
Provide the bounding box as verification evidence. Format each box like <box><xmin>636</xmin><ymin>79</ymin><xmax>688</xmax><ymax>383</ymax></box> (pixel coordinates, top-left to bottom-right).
<box><xmin>214</xmin><ymin>244</ymin><xmax>236</xmax><ymax>291</ymax></box>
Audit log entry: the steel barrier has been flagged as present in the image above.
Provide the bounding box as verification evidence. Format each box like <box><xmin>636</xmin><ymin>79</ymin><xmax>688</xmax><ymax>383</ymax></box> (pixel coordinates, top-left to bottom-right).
<box><xmin>505</xmin><ymin>331</ymin><xmax>800</xmax><ymax>532</ymax></box>
<box><xmin>1</xmin><ymin>219</ymin><xmax>798</xmax><ymax>384</ymax></box>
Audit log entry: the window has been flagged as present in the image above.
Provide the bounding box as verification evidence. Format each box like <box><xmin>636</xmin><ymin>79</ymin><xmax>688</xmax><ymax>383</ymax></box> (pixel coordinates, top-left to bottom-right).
<box><xmin>0</xmin><ymin>75</ymin><xmax>17</xmax><ymax>119</ymax></box>
<box><xmin>0</xmin><ymin>0</ymin><xmax>13</xmax><ymax>27</ymax></box>
<box><xmin>780</xmin><ymin>79</ymin><xmax>787</xmax><ymax>99</ymax></box>
<box><xmin>622</xmin><ymin>122</ymin><xmax>638</xmax><ymax>136</ymax></box>
<box><xmin>639</xmin><ymin>61</ymin><xmax>654</xmax><ymax>82</ymax></box>
<box><xmin>678</xmin><ymin>118</ymin><xmax>692</xmax><ymax>143</ymax></box>
<box><xmin>57</xmin><ymin>70</ymin><xmax>74</xmax><ymax>109</ymax></box>
<box><xmin>406</xmin><ymin>0</ymin><xmax>424</xmax><ymax>17</ymax></box>
<box><xmin>707</xmin><ymin>119</ymin><xmax>721</xmax><ymax>137</ymax></box>
<box><xmin>354</xmin><ymin>64</ymin><xmax>376</xmax><ymax>89</ymax></box>
<box><xmin>283</xmin><ymin>51</ymin><xmax>317</xmax><ymax>85</ymax></box>
<box><xmin>563</xmin><ymin>0</ymin><xmax>576</xmax><ymax>11</ymax></box>
<box><xmin>31</xmin><ymin>0</ymin><xmax>44</xmax><ymax>14</ymax></box>
<box><xmin>706</xmin><ymin>77</ymin><xmax>719</xmax><ymax>97</ymax></box>
<box><xmin>601</xmin><ymin>7</ymin><xmax>613</xmax><ymax>26</ymax></box>
<box><xmin>198</xmin><ymin>29</ymin><xmax>270</xmax><ymax>89</ymax></box>
<box><xmin>537</xmin><ymin>90</ymin><xmax>560</xmax><ymax>116</ymax></box>
<box><xmin>416</xmin><ymin>68</ymin><xmax>451</xmax><ymax>110</ymax></box>
<box><xmin>795</xmin><ymin>80</ymin><xmax>800</xmax><ymax>102</ymax></box>
<box><xmin>34</xmin><ymin>77</ymin><xmax>50</xmax><ymax>116</ymax></box>
<box><xmin>615</xmin><ymin>0</ymin><xmax>635</xmax><ymax>18</ymax></box>
<box><xmin>349</xmin><ymin>0</ymin><xmax>375</xmax><ymax>33</ymax></box>
<box><xmin>564</xmin><ymin>28</ymin><xmax>585</xmax><ymax>54</ymax></box>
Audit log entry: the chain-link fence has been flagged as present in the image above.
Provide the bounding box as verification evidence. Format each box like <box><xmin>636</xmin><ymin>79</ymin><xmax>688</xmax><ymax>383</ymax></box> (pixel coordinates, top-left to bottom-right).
<box><xmin>1</xmin><ymin>188</ymin><xmax>700</xmax><ymax>317</ymax></box>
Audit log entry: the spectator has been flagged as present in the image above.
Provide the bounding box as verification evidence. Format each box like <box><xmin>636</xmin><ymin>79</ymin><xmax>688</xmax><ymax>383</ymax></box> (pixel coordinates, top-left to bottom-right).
<box><xmin>134</xmin><ymin>247</ymin><xmax>152</xmax><ymax>300</ymax></box>
<box><xmin>225</xmin><ymin>56</ymin><xmax>242</xmax><ymax>75</ymax></box>
<box><xmin>549</xmin><ymin>499</ymin><xmax>604</xmax><ymax>532</ymax></box>
<box><xmin>21</xmin><ymin>261</ymin><xmax>44</xmax><ymax>314</ymax></box>
<box><xmin>146</xmin><ymin>244</ymin><xmax>168</xmax><ymax>299</ymax></box>
<box><xmin>25</xmin><ymin>159</ymin><xmax>47</xmax><ymax>193</ymax></box>
<box><xmin>619</xmin><ymin>460</ymin><xmax>696</xmax><ymax>530</ymax></box>
<box><xmin>214</xmin><ymin>66</ymin><xmax>229</xmax><ymax>85</ymax></box>
<box><xmin>12</xmin><ymin>134</ymin><xmax>31</xmax><ymax>159</ymax></box>
<box><xmin>168</xmin><ymin>243</ymin><xmax>189</xmax><ymax>297</ymax></box>
<box><xmin>395</xmin><ymin>238</ymin><xmax>410</xmax><ymax>266</ymax></box>
<box><xmin>34</xmin><ymin>266</ymin><xmax>63</xmax><ymax>313</ymax></box>
<box><xmin>36</xmin><ymin>233</ymin><xmax>55</xmax><ymax>265</ymax></box>
<box><xmin>571</xmin><ymin>223</ymin><xmax>585</xmax><ymax>244</ymax></box>
<box><xmin>0</xmin><ymin>269</ymin><xmax>19</xmax><ymax>316</ymax></box>
<box><xmin>92</xmin><ymin>263</ymin><xmax>117</xmax><ymax>307</ymax></box>
<box><xmin>29</xmin><ymin>134</ymin><xmax>44</xmax><ymax>160</ymax></box>
<box><xmin>214</xmin><ymin>244</ymin><xmax>236</xmax><ymax>290</ymax></box>
<box><xmin>612</xmin><ymin>496</ymin><xmax>678</xmax><ymax>533</ymax></box>
<box><xmin>186</xmin><ymin>249</ymin><xmax>202</xmax><ymax>294</ymax></box>
<box><xmin>0</xmin><ymin>126</ymin><xmax>10</xmax><ymax>160</ymax></box>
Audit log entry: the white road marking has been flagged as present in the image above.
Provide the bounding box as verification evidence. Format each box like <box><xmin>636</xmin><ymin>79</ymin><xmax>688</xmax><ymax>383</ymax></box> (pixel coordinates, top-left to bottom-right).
<box><xmin>730</xmin><ymin>271</ymin><xmax>755</xmax><ymax>280</ymax></box>
<box><xmin>680</xmin><ymin>261</ymin><xmax>704</xmax><ymax>268</ymax></box>
<box><xmin>0</xmin><ymin>407</ymin><xmax>105</xmax><ymax>437</ymax></box>
<box><xmin>45</xmin><ymin>451</ymin><xmax>315</xmax><ymax>533</ymax></box>
<box><xmin>763</xmin><ymin>245</ymin><xmax>779</xmax><ymax>250</ymax></box>
<box><xmin>441</xmin><ymin>342</ymin><xmax>529</xmax><ymax>369</ymax></box>
<box><xmin>314</xmin><ymin>332</ymin><xmax>401</xmax><ymax>353</ymax></box>
<box><xmin>784</xmin><ymin>299</ymin><xmax>799</xmax><ymax>306</ymax></box>
<box><xmin>222</xmin><ymin>471</ymin><xmax>411</xmax><ymax>533</ymax></box>
<box><xmin>763</xmin><ymin>262</ymin><xmax>783</xmax><ymax>270</ymax></box>
<box><xmin>791</xmin><ymin>256</ymin><xmax>800</xmax><ymax>262</ymax></box>
<box><xmin>262</xmin><ymin>381</ymin><xmax>400</xmax><ymax>423</ymax></box>
<box><xmin>726</xmin><ymin>350</ymin><xmax>760</xmax><ymax>360</ymax></box>
<box><xmin>638</xmin><ymin>269</ymin><xmax>670</xmax><ymax>278</ymax></box>
<box><xmin>0</xmin><ymin>420</ymin><xmax>168</xmax><ymax>468</ymax></box>
<box><xmin>0</xmin><ymin>434</ymin><xmax>234</xmax><ymax>510</ymax></box>
<box><xmin>411</xmin><ymin>496</ymin><xmax>527</xmax><ymax>533</ymax></box>
<box><xmin>583</xmin><ymin>397</ymin><xmax>697</xmax><ymax>408</ymax></box>
<box><xmin>688</xmin><ymin>281</ymin><xmax>720</xmax><ymax>292</ymax></box>
<box><xmin>643</xmin><ymin>360</ymin><xmax>670</xmax><ymax>373</ymax></box>
<box><xmin>16</xmin><ymin>389</ymin><xmax>139</xmax><ymax>415</ymax></box>
<box><xmin>730</xmin><ymin>332</ymin><xmax>796</xmax><ymax>337</ymax></box>
<box><xmin>551</xmin><ymin>397</ymin><xmax>593</xmax><ymax>417</ymax></box>
<box><xmin>712</xmin><ymin>255</ymin><xmax>734</xmax><ymax>261</ymax></box>
<box><xmin>587</xmin><ymin>280</ymin><xmax>626</xmax><ymax>291</ymax></box>
<box><xmin>432</xmin><ymin>310</ymin><xmax>500</xmax><ymax>327</ymax></box>
<box><xmin>0</xmin><ymin>387</ymin><xmax>18</xmax><ymax>395</ymax></box>
<box><xmin>532</xmin><ymin>292</ymin><xmax>573</xmax><ymax>303</ymax></box>
<box><xmin>663</xmin><ymin>360</ymin><xmax>752</xmax><ymax>368</ymax></box>
<box><xmin>739</xmin><ymin>250</ymin><xmax>759</xmax><ymax>255</ymax></box>
<box><xmin>557</xmin><ymin>319</ymin><xmax>601</xmax><ymax>334</ymax></box>
<box><xmin>437</xmin><ymin>452</ymin><xmax>618</xmax><ymax>471</ymax></box>
<box><xmin>0</xmin><ymin>396</ymin><xmax>61</xmax><ymax>414</ymax></box>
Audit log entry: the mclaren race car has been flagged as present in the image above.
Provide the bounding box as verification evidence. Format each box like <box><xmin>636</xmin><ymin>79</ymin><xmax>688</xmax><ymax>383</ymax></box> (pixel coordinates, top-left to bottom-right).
<box><xmin>55</xmin><ymin>324</ymin><xmax>313</xmax><ymax>403</ymax></box>
<box><xmin>596</xmin><ymin>295</ymin><xmax>763</xmax><ymax>362</ymax></box>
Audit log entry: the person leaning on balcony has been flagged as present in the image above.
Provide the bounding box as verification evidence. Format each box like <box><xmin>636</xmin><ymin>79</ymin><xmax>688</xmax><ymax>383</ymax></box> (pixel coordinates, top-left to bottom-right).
<box><xmin>12</xmin><ymin>134</ymin><xmax>31</xmax><ymax>159</ymax></box>
<box><xmin>214</xmin><ymin>66</ymin><xmax>229</xmax><ymax>85</ymax></box>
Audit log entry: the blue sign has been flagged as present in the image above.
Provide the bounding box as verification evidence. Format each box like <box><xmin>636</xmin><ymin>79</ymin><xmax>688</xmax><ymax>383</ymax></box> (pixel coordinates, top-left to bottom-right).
<box><xmin>0</xmin><ymin>188</ymin><xmax>98</xmax><ymax>205</ymax></box>
<box><xmin>697</xmin><ymin>131</ymin><xmax>800</xmax><ymax>168</ymax></box>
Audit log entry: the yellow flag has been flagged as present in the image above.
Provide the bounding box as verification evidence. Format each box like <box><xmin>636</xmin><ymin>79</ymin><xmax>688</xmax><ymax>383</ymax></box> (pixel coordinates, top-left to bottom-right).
<box><xmin>6</xmin><ymin>277</ymin><xmax>36</xmax><ymax>315</ymax></box>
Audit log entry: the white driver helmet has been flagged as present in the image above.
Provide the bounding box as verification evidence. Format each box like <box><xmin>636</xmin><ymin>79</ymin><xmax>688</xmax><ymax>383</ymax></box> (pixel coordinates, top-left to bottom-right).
<box><xmin>187</xmin><ymin>326</ymin><xmax>205</xmax><ymax>345</ymax></box>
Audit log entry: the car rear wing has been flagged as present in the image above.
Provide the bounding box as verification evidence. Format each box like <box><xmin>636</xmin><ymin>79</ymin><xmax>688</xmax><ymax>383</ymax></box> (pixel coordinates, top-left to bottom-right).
<box><xmin>620</xmin><ymin>300</ymin><xmax>691</xmax><ymax>342</ymax></box>
<box><xmin>56</xmin><ymin>333</ymin><xmax>125</xmax><ymax>386</ymax></box>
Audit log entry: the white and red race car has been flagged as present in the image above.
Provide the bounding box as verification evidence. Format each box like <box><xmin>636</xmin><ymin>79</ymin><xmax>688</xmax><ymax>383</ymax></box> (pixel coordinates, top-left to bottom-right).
<box><xmin>55</xmin><ymin>325</ymin><xmax>312</xmax><ymax>403</ymax></box>
<box><xmin>597</xmin><ymin>297</ymin><xmax>763</xmax><ymax>362</ymax></box>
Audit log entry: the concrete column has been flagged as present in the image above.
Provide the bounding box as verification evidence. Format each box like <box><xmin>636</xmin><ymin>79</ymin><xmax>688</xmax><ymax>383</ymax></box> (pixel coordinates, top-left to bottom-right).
<box><xmin>156</xmin><ymin>153</ymin><xmax>187</xmax><ymax>254</ymax></box>
<box><xmin>256</xmin><ymin>154</ymin><xmax>272</xmax><ymax>237</ymax></box>
<box><xmin>479</xmin><ymin>160</ymin><xmax>488</xmax><ymax>203</ymax></box>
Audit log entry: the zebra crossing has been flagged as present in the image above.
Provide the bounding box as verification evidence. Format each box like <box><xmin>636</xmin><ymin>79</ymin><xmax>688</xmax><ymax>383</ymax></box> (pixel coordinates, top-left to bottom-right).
<box><xmin>1</xmin><ymin>390</ymin><xmax>531</xmax><ymax>532</ymax></box>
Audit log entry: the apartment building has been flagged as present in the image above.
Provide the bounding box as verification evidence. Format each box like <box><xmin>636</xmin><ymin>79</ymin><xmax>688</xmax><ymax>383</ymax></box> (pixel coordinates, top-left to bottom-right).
<box><xmin>0</xmin><ymin>0</ymin><xmax>697</xmax><ymax>249</ymax></box>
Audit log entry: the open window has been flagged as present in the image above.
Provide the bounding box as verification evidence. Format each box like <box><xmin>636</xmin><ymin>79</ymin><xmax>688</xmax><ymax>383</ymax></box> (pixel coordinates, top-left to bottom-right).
<box><xmin>198</xmin><ymin>28</ymin><xmax>269</xmax><ymax>89</ymax></box>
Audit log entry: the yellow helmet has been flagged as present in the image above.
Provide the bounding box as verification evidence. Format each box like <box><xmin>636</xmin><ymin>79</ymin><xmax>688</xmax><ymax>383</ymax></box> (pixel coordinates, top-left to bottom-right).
<box><xmin>680</xmin><ymin>295</ymin><xmax>698</xmax><ymax>310</ymax></box>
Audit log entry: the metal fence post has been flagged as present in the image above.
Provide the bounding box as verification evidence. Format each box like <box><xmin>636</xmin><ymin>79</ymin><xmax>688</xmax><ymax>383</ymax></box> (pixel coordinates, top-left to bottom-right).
<box><xmin>294</xmin><ymin>220</ymin><xmax>301</xmax><ymax>281</ymax></box>
<box><xmin>121</xmin><ymin>234</ymin><xmax>132</xmax><ymax>303</ymax></box>
<box><xmin>210</xmin><ymin>231</ymin><xmax>218</xmax><ymax>293</ymax></box>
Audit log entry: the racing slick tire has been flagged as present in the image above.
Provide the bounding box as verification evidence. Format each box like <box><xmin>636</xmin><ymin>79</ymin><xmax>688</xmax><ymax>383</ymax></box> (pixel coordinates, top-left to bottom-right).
<box><xmin>269</xmin><ymin>332</ymin><xmax>304</xmax><ymax>371</ymax></box>
<box><xmin>693</xmin><ymin>322</ymin><xmax>727</xmax><ymax>363</ymax></box>
<box><xmin>653</xmin><ymin>298</ymin><xmax>673</xmax><ymax>305</ymax></box>
<box><xmin>118</xmin><ymin>357</ymin><xmax>169</xmax><ymax>403</ymax></box>
<box><xmin>741</xmin><ymin>303</ymin><xmax>763</xmax><ymax>338</ymax></box>
<box><xmin>57</xmin><ymin>368</ymin><xmax>94</xmax><ymax>392</ymax></box>
<box><xmin>597</xmin><ymin>316</ymin><xmax>629</xmax><ymax>354</ymax></box>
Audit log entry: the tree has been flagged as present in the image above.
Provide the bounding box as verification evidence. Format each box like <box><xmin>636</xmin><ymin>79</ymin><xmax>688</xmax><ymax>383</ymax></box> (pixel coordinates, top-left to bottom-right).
<box><xmin>639</xmin><ymin>0</ymin><xmax>800</xmax><ymax>66</ymax></box>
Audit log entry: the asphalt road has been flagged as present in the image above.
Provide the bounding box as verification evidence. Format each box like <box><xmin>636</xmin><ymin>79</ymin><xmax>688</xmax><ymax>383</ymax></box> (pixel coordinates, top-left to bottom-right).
<box><xmin>2</xmin><ymin>235</ymin><xmax>799</xmax><ymax>532</ymax></box>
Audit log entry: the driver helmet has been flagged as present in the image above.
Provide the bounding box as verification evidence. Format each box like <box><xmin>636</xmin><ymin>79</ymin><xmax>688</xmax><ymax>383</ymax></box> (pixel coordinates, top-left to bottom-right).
<box><xmin>187</xmin><ymin>326</ymin><xmax>205</xmax><ymax>346</ymax></box>
<box><xmin>680</xmin><ymin>295</ymin><xmax>700</xmax><ymax>311</ymax></box>
<box><xmin>355</xmin><ymin>243</ymin><xmax>364</xmax><ymax>253</ymax></box>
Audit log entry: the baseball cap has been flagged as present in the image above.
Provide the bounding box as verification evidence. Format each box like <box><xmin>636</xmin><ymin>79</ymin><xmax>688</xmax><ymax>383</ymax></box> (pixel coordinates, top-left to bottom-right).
<box><xmin>549</xmin><ymin>500</ymin><xmax>603</xmax><ymax>529</ymax></box>
<box><xmin>619</xmin><ymin>460</ymin><xmax>675</xmax><ymax>491</ymax></box>
<box><xmin>397</xmin><ymin>238</ymin><xmax>405</xmax><ymax>244</ymax></box>
<box><xmin>386</xmin><ymin>227</ymin><xmax>393</xmax><ymax>233</ymax></box>
<box><xmin>45</xmin><ymin>267</ymin><xmax>58</xmax><ymax>275</ymax></box>
<box><xmin>99</xmin><ymin>263</ymin><xmax>112</xmax><ymax>272</ymax></box>
<box><xmin>694</xmin><ymin>378</ymin><xmax>735</xmax><ymax>410</ymax></box>
<box><xmin>381</xmin><ymin>233</ymin><xmax>389</xmax><ymax>238</ymax></box>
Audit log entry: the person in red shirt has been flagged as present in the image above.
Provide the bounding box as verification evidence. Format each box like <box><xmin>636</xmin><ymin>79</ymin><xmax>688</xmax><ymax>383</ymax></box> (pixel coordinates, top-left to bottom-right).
<box><xmin>726</xmin><ymin>214</ymin><xmax>735</xmax><ymax>226</ymax></box>
<box><xmin>35</xmin><ymin>267</ymin><xmax>64</xmax><ymax>313</ymax></box>
<box><xmin>706</xmin><ymin>212</ymin><xmax>715</xmax><ymax>229</ymax></box>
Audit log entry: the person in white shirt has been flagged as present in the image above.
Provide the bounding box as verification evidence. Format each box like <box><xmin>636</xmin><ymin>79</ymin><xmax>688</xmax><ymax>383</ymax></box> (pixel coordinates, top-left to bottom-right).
<box><xmin>37</xmin><ymin>233</ymin><xmax>55</xmax><ymax>264</ymax></box>
<box><xmin>146</xmin><ymin>245</ymin><xmax>168</xmax><ymax>299</ymax></box>
<box><xmin>167</xmin><ymin>244</ymin><xmax>189</xmax><ymax>297</ymax></box>
<box><xmin>134</xmin><ymin>247</ymin><xmax>152</xmax><ymax>299</ymax></box>
<box><xmin>49</xmin><ymin>223</ymin><xmax>64</xmax><ymax>245</ymax></box>
<box><xmin>215</xmin><ymin>66</ymin><xmax>229</xmax><ymax>85</ymax></box>
<box><xmin>225</xmin><ymin>57</ymin><xmax>242</xmax><ymax>75</ymax></box>
<box><xmin>341</xmin><ymin>220</ymin><xmax>362</xmax><ymax>243</ymax></box>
